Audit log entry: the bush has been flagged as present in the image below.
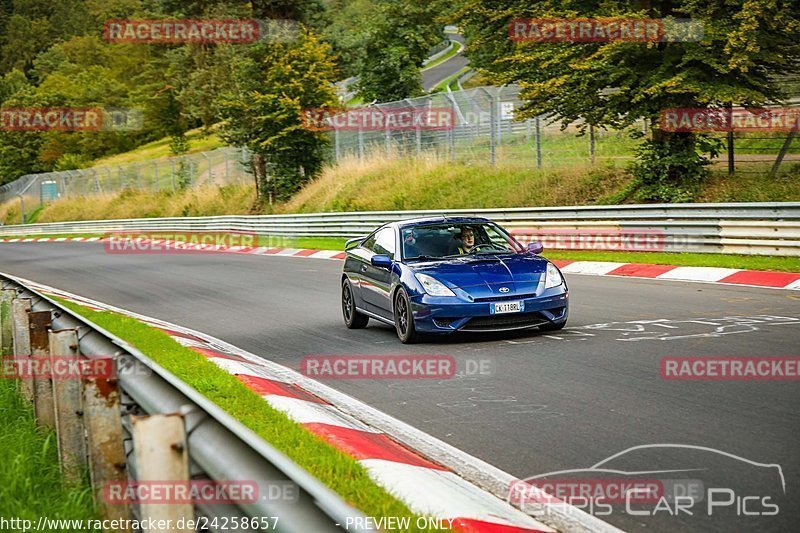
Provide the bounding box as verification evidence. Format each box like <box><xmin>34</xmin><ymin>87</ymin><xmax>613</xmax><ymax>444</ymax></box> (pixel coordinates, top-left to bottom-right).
<box><xmin>629</xmin><ymin>134</ymin><xmax>712</xmax><ymax>202</ymax></box>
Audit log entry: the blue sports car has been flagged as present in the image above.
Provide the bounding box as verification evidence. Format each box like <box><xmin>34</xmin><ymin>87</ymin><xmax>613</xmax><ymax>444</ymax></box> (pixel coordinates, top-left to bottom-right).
<box><xmin>341</xmin><ymin>216</ymin><xmax>569</xmax><ymax>343</ymax></box>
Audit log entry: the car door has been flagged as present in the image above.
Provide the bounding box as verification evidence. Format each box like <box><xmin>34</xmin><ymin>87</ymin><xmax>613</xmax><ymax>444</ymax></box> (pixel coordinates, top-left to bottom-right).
<box><xmin>360</xmin><ymin>227</ymin><xmax>397</xmax><ymax>318</ymax></box>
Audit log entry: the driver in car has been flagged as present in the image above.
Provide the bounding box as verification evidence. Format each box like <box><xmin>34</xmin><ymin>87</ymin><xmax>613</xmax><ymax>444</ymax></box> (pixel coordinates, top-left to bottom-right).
<box><xmin>454</xmin><ymin>227</ymin><xmax>476</xmax><ymax>254</ymax></box>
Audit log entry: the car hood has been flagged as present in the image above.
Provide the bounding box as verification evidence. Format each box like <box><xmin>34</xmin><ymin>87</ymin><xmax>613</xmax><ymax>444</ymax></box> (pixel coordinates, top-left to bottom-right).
<box><xmin>412</xmin><ymin>254</ymin><xmax>549</xmax><ymax>298</ymax></box>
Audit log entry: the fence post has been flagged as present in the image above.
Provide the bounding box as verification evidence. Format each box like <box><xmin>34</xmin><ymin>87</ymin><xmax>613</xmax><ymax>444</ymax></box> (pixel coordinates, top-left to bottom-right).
<box><xmin>170</xmin><ymin>159</ymin><xmax>176</xmax><ymax>190</ymax></box>
<box><xmin>132</xmin><ymin>413</ymin><xmax>194</xmax><ymax>530</ymax></box>
<box><xmin>496</xmin><ymin>86</ymin><xmax>503</xmax><ymax>146</ymax></box>
<box><xmin>535</xmin><ymin>116</ymin><xmax>542</xmax><ymax>169</ymax></box>
<box><xmin>358</xmin><ymin>122</ymin><xmax>364</xmax><ymax>161</ymax></box>
<box><xmin>769</xmin><ymin>130</ymin><xmax>798</xmax><ymax>178</ymax></box>
<box><xmin>153</xmin><ymin>161</ymin><xmax>159</xmax><ymax>191</ymax></box>
<box><xmin>82</xmin><ymin>357</ymin><xmax>131</xmax><ymax>527</ymax></box>
<box><xmin>589</xmin><ymin>124</ymin><xmax>596</xmax><ymax>165</ymax></box>
<box><xmin>136</xmin><ymin>165</ymin><xmax>142</xmax><ymax>190</ymax></box>
<box><xmin>203</xmin><ymin>152</ymin><xmax>212</xmax><ymax>184</ymax></box>
<box><xmin>727</xmin><ymin>130</ymin><xmax>735</xmax><ymax>175</ymax></box>
<box><xmin>334</xmin><ymin>127</ymin><xmax>341</xmax><ymax>161</ymax></box>
<box><xmin>29</xmin><ymin>310</ymin><xmax>55</xmax><ymax>428</ymax></box>
<box><xmin>481</xmin><ymin>89</ymin><xmax>496</xmax><ymax>165</ymax></box>
<box><xmin>49</xmin><ymin>329</ymin><xmax>89</xmax><ymax>482</ymax></box>
<box><xmin>0</xmin><ymin>288</ymin><xmax>15</xmax><ymax>356</ymax></box>
<box><xmin>12</xmin><ymin>298</ymin><xmax>33</xmax><ymax>401</ymax></box>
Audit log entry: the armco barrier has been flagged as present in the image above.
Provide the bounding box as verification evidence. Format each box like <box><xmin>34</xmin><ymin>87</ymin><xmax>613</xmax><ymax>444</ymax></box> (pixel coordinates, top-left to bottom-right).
<box><xmin>1</xmin><ymin>202</ymin><xmax>799</xmax><ymax>256</ymax></box>
<box><xmin>0</xmin><ymin>273</ymin><xmax>368</xmax><ymax>532</ymax></box>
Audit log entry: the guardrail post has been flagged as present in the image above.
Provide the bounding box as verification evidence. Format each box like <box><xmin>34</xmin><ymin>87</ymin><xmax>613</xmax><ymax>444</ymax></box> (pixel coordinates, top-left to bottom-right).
<box><xmin>49</xmin><ymin>329</ymin><xmax>89</xmax><ymax>482</ymax></box>
<box><xmin>83</xmin><ymin>357</ymin><xmax>131</xmax><ymax>527</ymax></box>
<box><xmin>29</xmin><ymin>310</ymin><xmax>55</xmax><ymax>428</ymax></box>
<box><xmin>0</xmin><ymin>288</ymin><xmax>15</xmax><ymax>356</ymax></box>
<box><xmin>12</xmin><ymin>298</ymin><xmax>33</xmax><ymax>401</ymax></box>
<box><xmin>132</xmin><ymin>413</ymin><xmax>194</xmax><ymax>530</ymax></box>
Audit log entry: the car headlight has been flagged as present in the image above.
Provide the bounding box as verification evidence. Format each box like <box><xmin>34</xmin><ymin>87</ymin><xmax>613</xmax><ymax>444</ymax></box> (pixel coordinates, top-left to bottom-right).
<box><xmin>415</xmin><ymin>273</ymin><xmax>456</xmax><ymax>297</ymax></box>
<box><xmin>544</xmin><ymin>262</ymin><xmax>563</xmax><ymax>289</ymax></box>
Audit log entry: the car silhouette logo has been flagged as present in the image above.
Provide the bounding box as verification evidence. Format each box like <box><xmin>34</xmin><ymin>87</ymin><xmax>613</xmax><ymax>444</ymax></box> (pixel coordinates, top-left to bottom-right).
<box><xmin>499</xmin><ymin>287</ymin><xmax>510</xmax><ymax>293</ymax></box>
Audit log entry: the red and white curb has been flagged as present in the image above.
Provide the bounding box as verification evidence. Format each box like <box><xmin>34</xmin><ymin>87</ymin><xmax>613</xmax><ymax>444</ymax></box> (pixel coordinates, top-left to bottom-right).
<box><xmin>4</xmin><ymin>236</ymin><xmax>796</xmax><ymax>290</ymax></box>
<box><xmin>8</xmin><ymin>274</ymin><xmax>618</xmax><ymax>533</ymax></box>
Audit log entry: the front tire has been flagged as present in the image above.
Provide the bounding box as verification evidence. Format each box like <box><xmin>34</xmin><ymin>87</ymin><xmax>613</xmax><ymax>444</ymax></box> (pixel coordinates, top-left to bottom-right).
<box><xmin>342</xmin><ymin>279</ymin><xmax>369</xmax><ymax>329</ymax></box>
<box><xmin>394</xmin><ymin>289</ymin><xmax>419</xmax><ymax>344</ymax></box>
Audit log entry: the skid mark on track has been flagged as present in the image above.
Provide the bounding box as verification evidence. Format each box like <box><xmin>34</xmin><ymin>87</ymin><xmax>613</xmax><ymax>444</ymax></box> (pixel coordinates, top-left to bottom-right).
<box><xmin>503</xmin><ymin>315</ymin><xmax>800</xmax><ymax>344</ymax></box>
<box><xmin>584</xmin><ymin>314</ymin><xmax>800</xmax><ymax>342</ymax></box>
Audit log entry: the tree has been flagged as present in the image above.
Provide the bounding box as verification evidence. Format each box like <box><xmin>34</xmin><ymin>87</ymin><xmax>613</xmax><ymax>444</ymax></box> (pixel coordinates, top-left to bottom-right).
<box><xmin>457</xmin><ymin>0</ymin><xmax>800</xmax><ymax>201</ymax></box>
<box><xmin>354</xmin><ymin>0</ymin><xmax>444</xmax><ymax>102</ymax></box>
<box><xmin>217</xmin><ymin>30</ymin><xmax>338</xmax><ymax>203</ymax></box>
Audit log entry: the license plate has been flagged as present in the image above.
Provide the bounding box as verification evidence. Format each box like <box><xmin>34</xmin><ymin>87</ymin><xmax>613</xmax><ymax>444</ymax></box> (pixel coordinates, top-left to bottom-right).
<box><xmin>490</xmin><ymin>301</ymin><xmax>523</xmax><ymax>314</ymax></box>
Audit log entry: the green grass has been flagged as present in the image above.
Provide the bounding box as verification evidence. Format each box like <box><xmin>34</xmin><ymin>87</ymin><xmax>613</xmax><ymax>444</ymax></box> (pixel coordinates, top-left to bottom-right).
<box><xmin>222</xmin><ymin>235</ymin><xmax>800</xmax><ymax>272</ymax></box>
<box><xmin>3</xmin><ymin>233</ymin><xmax>797</xmax><ymax>272</ymax></box>
<box><xmin>422</xmin><ymin>40</ymin><xmax>463</xmax><ymax>71</ymax></box>
<box><xmin>431</xmin><ymin>66</ymin><xmax>471</xmax><ymax>93</ymax></box>
<box><xmin>542</xmin><ymin>250</ymin><xmax>800</xmax><ymax>272</ymax></box>
<box><xmin>0</xmin><ymin>377</ymin><xmax>100</xmax><ymax>529</ymax></box>
<box><xmin>53</xmin><ymin>298</ymin><xmax>446</xmax><ymax>532</ymax></box>
<box><xmin>91</xmin><ymin>128</ymin><xmax>225</xmax><ymax>167</ymax></box>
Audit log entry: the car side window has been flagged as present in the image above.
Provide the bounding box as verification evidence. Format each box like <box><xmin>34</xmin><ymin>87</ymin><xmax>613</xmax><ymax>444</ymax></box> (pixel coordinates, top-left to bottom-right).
<box><xmin>372</xmin><ymin>228</ymin><xmax>396</xmax><ymax>256</ymax></box>
<box><xmin>361</xmin><ymin>231</ymin><xmax>378</xmax><ymax>251</ymax></box>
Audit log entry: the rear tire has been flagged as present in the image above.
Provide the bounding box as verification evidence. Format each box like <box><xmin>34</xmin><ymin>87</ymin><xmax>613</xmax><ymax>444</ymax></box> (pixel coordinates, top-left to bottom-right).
<box><xmin>342</xmin><ymin>279</ymin><xmax>368</xmax><ymax>329</ymax></box>
<box><xmin>394</xmin><ymin>289</ymin><xmax>419</xmax><ymax>344</ymax></box>
<box><xmin>539</xmin><ymin>320</ymin><xmax>566</xmax><ymax>332</ymax></box>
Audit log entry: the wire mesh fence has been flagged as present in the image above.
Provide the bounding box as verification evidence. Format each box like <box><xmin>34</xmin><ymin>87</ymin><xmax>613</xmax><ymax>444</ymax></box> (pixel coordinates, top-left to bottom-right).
<box><xmin>2</xmin><ymin>85</ymin><xmax>798</xmax><ymax>224</ymax></box>
<box><xmin>0</xmin><ymin>147</ymin><xmax>253</xmax><ymax>222</ymax></box>
<box><xmin>328</xmin><ymin>85</ymin><xmax>800</xmax><ymax>174</ymax></box>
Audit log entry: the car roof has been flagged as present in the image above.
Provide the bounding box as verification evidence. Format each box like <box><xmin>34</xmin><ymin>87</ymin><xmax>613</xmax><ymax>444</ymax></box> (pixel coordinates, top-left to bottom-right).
<box><xmin>391</xmin><ymin>216</ymin><xmax>492</xmax><ymax>229</ymax></box>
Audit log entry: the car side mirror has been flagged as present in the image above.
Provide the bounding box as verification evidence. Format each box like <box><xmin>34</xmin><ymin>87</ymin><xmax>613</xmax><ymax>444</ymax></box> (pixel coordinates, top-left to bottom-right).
<box><xmin>527</xmin><ymin>241</ymin><xmax>544</xmax><ymax>254</ymax></box>
<box><xmin>371</xmin><ymin>254</ymin><xmax>392</xmax><ymax>268</ymax></box>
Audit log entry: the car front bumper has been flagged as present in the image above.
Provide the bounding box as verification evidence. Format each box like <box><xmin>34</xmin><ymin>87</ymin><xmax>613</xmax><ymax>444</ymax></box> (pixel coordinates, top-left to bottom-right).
<box><xmin>409</xmin><ymin>287</ymin><xmax>569</xmax><ymax>333</ymax></box>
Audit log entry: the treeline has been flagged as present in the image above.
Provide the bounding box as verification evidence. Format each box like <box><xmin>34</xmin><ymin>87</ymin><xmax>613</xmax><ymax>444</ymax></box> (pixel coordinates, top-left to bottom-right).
<box><xmin>0</xmin><ymin>0</ymin><xmax>447</xmax><ymax>201</ymax></box>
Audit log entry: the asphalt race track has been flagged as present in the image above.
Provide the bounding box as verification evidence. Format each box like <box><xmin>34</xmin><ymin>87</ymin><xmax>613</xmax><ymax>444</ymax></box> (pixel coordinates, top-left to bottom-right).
<box><xmin>2</xmin><ymin>242</ymin><xmax>798</xmax><ymax>533</ymax></box>
<box><xmin>422</xmin><ymin>34</ymin><xmax>468</xmax><ymax>92</ymax></box>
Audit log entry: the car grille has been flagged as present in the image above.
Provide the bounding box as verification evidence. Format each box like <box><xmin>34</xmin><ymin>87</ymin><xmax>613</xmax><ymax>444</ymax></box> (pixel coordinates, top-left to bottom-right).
<box><xmin>473</xmin><ymin>293</ymin><xmax>536</xmax><ymax>302</ymax></box>
<box><xmin>460</xmin><ymin>312</ymin><xmax>549</xmax><ymax>332</ymax></box>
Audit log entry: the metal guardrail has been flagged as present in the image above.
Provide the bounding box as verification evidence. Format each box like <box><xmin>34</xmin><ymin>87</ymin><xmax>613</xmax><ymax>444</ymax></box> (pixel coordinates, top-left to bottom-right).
<box><xmin>0</xmin><ymin>273</ymin><xmax>367</xmax><ymax>533</ymax></box>
<box><xmin>1</xmin><ymin>203</ymin><xmax>799</xmax><ymax>256</ymax></box>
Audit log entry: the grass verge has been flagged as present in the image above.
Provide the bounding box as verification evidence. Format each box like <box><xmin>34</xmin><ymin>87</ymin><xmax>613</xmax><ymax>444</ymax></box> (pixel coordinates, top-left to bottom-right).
<box><xmin>3</xmin><ymin>233</ymin><xmax>798</xmax><ymax>272</ymax></box>
<box><xmin>53</xmin><ymin>298</ymin><xmax>444</xmax><ymax>532</ymax></box>
<box><xmin>0</xmin><ymin>376</ymin><xmax>99</xmax><ymax>528</ymax></box>
<box><xmin>422</xmin><ymin>40</ymin><xmax>463</xmax><ymax>71</ymax></box>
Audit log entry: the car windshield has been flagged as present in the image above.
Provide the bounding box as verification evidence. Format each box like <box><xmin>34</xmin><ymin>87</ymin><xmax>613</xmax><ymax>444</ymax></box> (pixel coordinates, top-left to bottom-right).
<box><xmin>401</xmin><ymin>222</ymin><xmax>523</xmax><ymax>261</ymax></box>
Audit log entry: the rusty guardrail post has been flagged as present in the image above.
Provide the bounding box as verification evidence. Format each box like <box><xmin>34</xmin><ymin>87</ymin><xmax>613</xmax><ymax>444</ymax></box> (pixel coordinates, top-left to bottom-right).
<box><xmin>29</xmin><ymin>310</ymin><xmax>55</xmax><ymax>428</ymax></box>
<box><xmin>132</xmin><ymin>413</ymin><xmax>194</xmax><ymax>531</ymax></box>
<box><xmin>49</xmin><ymin>328</ymin><xmax>88</xmax><ymax>482</ymax></box>
<box><xmin>0</xmin><ymin>288</ymin><xmax>15</xmax><ymax>356</ymax></box>
<box><xmin>11</xmin><ymin>298</ymin><xmax>33</xmax><ymax>401</ymax></box>
<box><xmin>83</xmin><ymin>357</ymin><xmax>131</xmax><ymax>528</ymax></box>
